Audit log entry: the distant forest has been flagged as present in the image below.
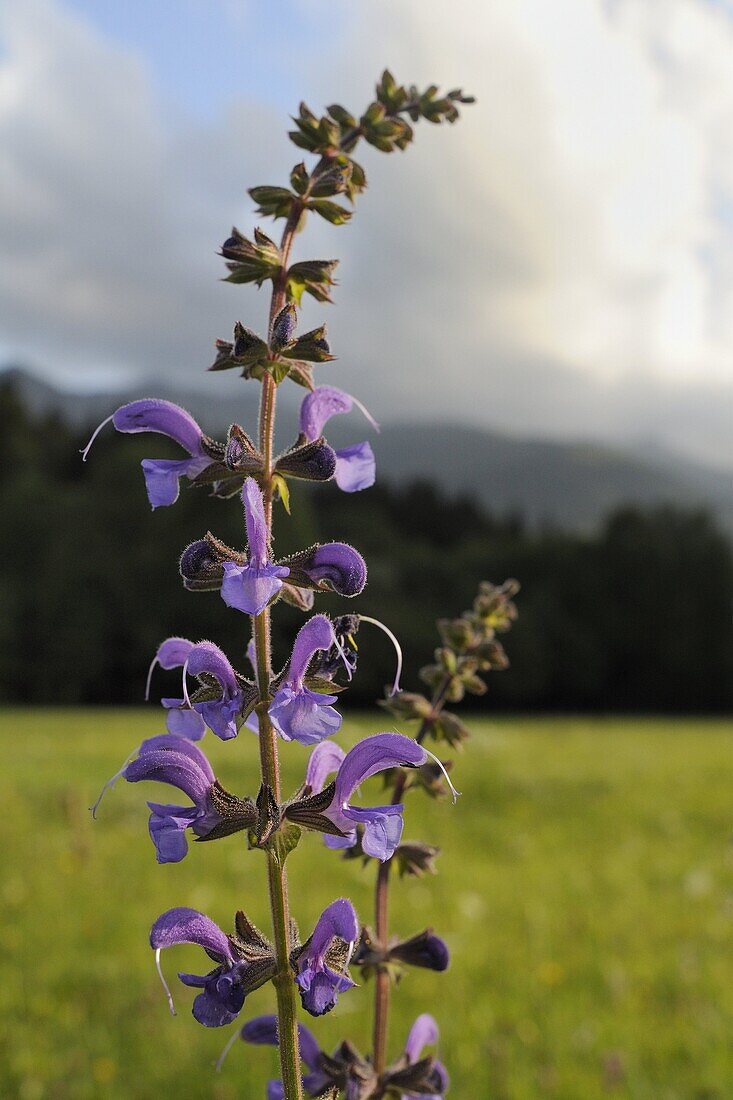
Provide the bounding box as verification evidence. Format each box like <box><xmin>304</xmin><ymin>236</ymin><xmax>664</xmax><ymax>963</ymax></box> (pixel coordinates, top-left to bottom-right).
<box><xmin>2</xmin><ymin>378</ymin><xmax>731</xmax><ymax>712</ymax></box>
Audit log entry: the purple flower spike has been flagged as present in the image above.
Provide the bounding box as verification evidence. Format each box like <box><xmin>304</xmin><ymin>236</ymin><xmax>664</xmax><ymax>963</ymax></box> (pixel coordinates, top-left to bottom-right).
<box><xmin>299</xmin><ymin>385</ymin><xmax>378</xmax><ymax>494</ymax></box>
<box><xmin>404</xmin><ymin>1014</ymin><xmax>449</xmax><ymax>1097</ymax></box>
<box><xmin>296</xmin><ymin>898</ymin><xmax>359</xmax><ymax>1017</ymax></box>
<box><xmin>220</xmin><ymin>479</ymin><xmax>290</xmax><ymax>615</ymax></box>
<box><xmin>268</xmin><ymin>616</ymin><xmax>342</xmax><ymax>745</ymax></box>
<box><xmin>150</xmin><ymin>907</ymin><xmax>245</xmax><ymax>1027</ymax></box>
<box><xmin>326</xmin><ymin>733</ymin><xmax>427</xmax><ymax>861</ymax></box>
<box><xmin>81</xmin><ymin>399</ymin><xmax>212</xmax><ymax>508</ymax></box>
<box><xmin>124</xmin><ymin>735</ymin><xmax>222</xmax><ymax>863</ymax></box>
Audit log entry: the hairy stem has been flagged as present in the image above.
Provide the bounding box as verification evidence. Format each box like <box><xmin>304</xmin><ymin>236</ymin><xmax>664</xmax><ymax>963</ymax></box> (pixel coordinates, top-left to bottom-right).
<box><xmin>371</xmin><ymin>672</ymin><xmax>453</xmax><ymax>1076</ymax></box>
<box><xmin>372</xmin><ymin>859</ymin><xmax>392</xmax><ymax>1076</ymax></box>
<box><xmin>251</xmin><ymin>203</ymin><xmax>305</xmax><ymax>1100</ymax></box>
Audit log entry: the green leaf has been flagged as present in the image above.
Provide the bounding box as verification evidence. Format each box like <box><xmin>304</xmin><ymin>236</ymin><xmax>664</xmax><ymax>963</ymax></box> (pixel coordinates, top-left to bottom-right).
<box><xmin>308</xmin><ymin>199</ymin><xmax>352</xmax><ymax>226</ymax></box>
<box><xmin>290</xmin><ymin>161</ymin><xmax>310</xmax><ymax>195</ymax></box>
<box><xmin>269</xmin><ymin>821</ymin><xmax>301</xmax><ymax>866</ymax></box>
<box><xmin>270</xmin><ymin>360</ymin><xmax>291</xmax><ymax>385</ymax></box>
<box><xmin>249</xmin><ymin>185</ymin><xmax>296</xmax><ymax>219</ymax></box>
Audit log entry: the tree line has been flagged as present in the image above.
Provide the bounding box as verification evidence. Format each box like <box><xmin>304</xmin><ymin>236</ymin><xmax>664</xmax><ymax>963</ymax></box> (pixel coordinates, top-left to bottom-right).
<box><xmin>1</xmin><ymin>378</ymin><xmax>731</xmax><ymax>712</ymax></box>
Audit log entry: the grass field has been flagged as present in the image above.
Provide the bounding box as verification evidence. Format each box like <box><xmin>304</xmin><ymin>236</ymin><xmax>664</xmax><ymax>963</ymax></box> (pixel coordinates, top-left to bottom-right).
<box><xmin>2</xmin><ymin>711</ymin><xmax>732</xmax><ymax>1099</ymax></box>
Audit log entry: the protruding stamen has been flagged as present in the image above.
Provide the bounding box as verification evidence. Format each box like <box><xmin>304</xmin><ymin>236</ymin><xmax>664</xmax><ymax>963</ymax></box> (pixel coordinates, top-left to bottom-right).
<box><xmin>351</xmin><ymin>394</ymin><xmax>380</xmax><ymax>433</ymax></box>
<box><xmin>335</xmin><ymin>939</ymin><xmax>356</xmax><ymax>994</ymax></box>
<box><xmin>145</xmin><ymin>655</ymin><xmax>159</xmax><ymax>702</ymax></box>
<box><xmin>181</xmin><ymin>658</ymin><xmax>192</xmax><ymax>708</ymax></box>
<box><xmin>79</xmin><ymin>414</ymin><xmax>113</xmax><ymax>461</ymax></box>
<box><xmin>155</xmin><ymin>948</ymin><xmax>176</xmax><ymax>1016</ymax></box>
<box><xmin>422</xmin><ymin>746</ymin><xmax>460</xmax><ymax>803</ymax></box>
<box><xmin>357</xmin><ymin>615</ymin><xmax>402</xmax><ymax>695</ymax></box>
<box><xmin>331</xmin><ymin>626</ymin><xmax>353</xmax><ymax>682</ymax></box>
<box><xmin>215</xmin><ymin>1028</ymin><xmax>241</xmax><ymax>1072</ymax></box>
<box><xmin>89</xmin><ymin>748</ymin><xmax>136</xmax><ymax>818</ymax></box>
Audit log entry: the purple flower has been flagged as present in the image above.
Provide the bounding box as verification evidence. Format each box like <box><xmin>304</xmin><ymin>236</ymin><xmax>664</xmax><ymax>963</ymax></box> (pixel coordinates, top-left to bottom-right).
<box><xmin>150</xmin><ymin>908</ymin><xmax>248</xmax><ymax>1027</ymax></box>
<box><xmin>299</xmin><ymin>385</ymin><xmax>378</xmax><ymax>492</ymax></box>
<box><xmin>147</xmin><ymin>636</ymin><xmax>246</xmax><ymax>740</ymax></box>
<box><xmin>146</xmin><ymin>637</ymin><xmax>206</xmax><ymax>739</ymax></box>
<box><xmin>268</xmin><ymin>615</ymin><xmax>343</xmax><ymax>745</ymax></box>
<box><xmin>184</xmin><ymin>640</ymin><xmax>245</xmax><ymax>740</ymax></box>
<box><xmin>224</xmin><ymin>1016</ymin><xmax>331</xmax><ymax>1098</ymax></box>
<box><xmin>81</xmin><ymin>399</ymin><xmax>213</xmax><ymax>508</ymax></box>
<box><xmin>311</xmin><ymin>733</ymin><xmax>427</xmax><ymax>861</ymax></box>
<box><xmin>123</xmin><ymin>735</ymin><xmax>222</xmax><ymax>863</ymax></box>
<box><xmin>220</xmin><ymin>479</ymin><xmax>290</xmax><ymax>615</ymax></box>
<box><xmin>295</xmin><ymin>898</ymin><xmax>359</xmax><ymax>1016</ymax></box>
<box><xmin>401</xmin><ymin>1014</ymin><xmax>449</xmax><ymax>1098</ymax></box>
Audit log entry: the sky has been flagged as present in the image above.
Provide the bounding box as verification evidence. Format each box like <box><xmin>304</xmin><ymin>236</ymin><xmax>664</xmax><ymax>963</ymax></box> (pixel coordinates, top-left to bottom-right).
<box><xmin>1</xmin><ymin>0</ymin><xmax>732</xmax><ymax>469</ymax></box>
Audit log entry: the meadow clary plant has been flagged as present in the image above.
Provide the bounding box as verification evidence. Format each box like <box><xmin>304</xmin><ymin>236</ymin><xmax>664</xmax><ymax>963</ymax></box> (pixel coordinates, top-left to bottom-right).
<box><xmin>84</xmin><ymin>72</ymin><xmax>519</xmax><ymax>1099</ymax></box>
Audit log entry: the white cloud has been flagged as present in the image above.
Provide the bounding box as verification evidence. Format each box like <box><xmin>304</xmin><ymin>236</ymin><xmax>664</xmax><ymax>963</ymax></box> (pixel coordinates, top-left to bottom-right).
<box><xmin>0</xmin><ymin>0</ymin><xmax>732</xmax><ymax>467</ymax></box>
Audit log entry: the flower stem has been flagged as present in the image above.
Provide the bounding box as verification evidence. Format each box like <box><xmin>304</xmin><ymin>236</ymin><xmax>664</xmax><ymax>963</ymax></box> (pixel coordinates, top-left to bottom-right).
<box><xmin>370</xmin><ymin>672</ymin><xmax>454</xmax><ymax>1076</ymax></box>
<box><xmin>250</xmin><ymin>205</ymin><xmax>305</xmax><ymax>1100</ymax></box>
<box><xmin>372</xmin><ymin>858</ymin><xmax>392</xmax><ymax>1075</ymax></box>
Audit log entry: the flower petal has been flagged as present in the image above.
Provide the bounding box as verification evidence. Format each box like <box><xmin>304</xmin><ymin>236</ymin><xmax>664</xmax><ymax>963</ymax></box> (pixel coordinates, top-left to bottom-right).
<box><xmin>137</xmin><ymin>735</ymin><xmax>215</xmax><ymax>783</ymax></box>
<box><xmin>148</xmin><ymin>807</ymin><xmax>198</xmax><ymax>863</ymax></box>
<box><xmin>334</xmin><ymin>733</ymin><xmax>426</xmax><ymax>806</ymax></box>
<box><xmin>405</xmin><ymin>1013</ymin><xmax>440</xmax><ymax>1064</ymax></box>
<box><xmin>124</xmin><ymin>748</ymin><xmax>213</xmax><ymax>803</ymax></box>
<box><xmin>186</xmin><ymin>641</ymin><xmax>239</xmax><ymax>696</ymax></box>
<box><xmin>269</xmin><ymin>685</ymin><xmax>341</xmax><ymax>745</ymax></box>
<box><xmin>340</xmin><ymin>803</ymin><xmax>404</xmax><ymax>862</ymax></box>
<box><xmin>305</xmin><ymin>741</ymin><xmax>346</xmax><ymax>794</ymax></box>
<box><xmin>299</xmin><ymin>386</ymin><xmax>354</xmax><ymax>439</ymax></box>
<box><xmin>242</xmin><ymin>478</ymin><xmax>268</xmax><ymax>565</ymax></box>
<box><xmin>296</xmin><ymin>966</ymin><xmax>355</xmax><ymax>1017</ymax></box>
<box><xmin>113</xmin><ymin>399</ymin><xmax>204</xmax><ymax>456</ymax></box>
<box><xmin>334</xmin><ymin>442</ymin><xmax>375</xmax><ymax>492</ymax></box>
<box><xmin>156</xmin><ymin>637</ymin><xmax>195</xmax><ymax>669</ymax></box>
<box><xmin>299</xmin><ymin>385</ymin><xmax>378</xmax><ymax>440</ymax></box>
<box><xmin>163</xmin><ymin>703</ymin><xmax>207</xmax><ymax>740</ymax></box>
<box><xmin>221</xmin><ymin>561</ymin><xmax>289</xmax><ymax>616</ymax></box>
<box><xmin>309</xmin><ymin>898</ymin><xmax>359</xmax><ymax>959</ymax></box>
<box><xmin>149</xmin><ymin>907</ymin><xmax>232</xmax><ymax>962</ymax></box>
<box><xmin>141</xmin><ymin>456</ymin><xmax>209</xmax><ymax>509</ymax></box>
<box><xmin>287</xmin><ymin>615</ymin><xmax>336</xmax><ymax>685</ymax></box>
<box><xmin>196</xmin><ymin>698</ymin><xmax>240</xmax><ymax>741</ymax></box>
<box><xmin>192</xmin><ymin>985</ymin><xmax>244</xmax><ymax>1027</ymax></box>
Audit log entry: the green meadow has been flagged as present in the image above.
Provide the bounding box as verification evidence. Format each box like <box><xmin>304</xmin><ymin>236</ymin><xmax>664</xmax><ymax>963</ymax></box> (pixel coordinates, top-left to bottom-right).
<box><xmin>2</xmin><ymin>711</ymin><xmax>732</xmax><ymax>1099</ymax></box>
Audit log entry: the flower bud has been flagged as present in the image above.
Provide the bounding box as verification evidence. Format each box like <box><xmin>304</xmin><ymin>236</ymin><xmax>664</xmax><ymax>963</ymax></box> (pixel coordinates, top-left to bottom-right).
<box><xmin>275</xmin><ymin>438</ymin><xmax>337</xmax><ymax>482</ymax></box>
<box><xmin>394</xmin><ymin>842</ymin><xmax>440</xmax><ymax>878</ymax></box>
<box><xmin>271</xmin><ymin>303</ymin><xmax>297</xmax><ymax>350</ymax></box>
<box><xmin>180</xmin><ymin>534</ymin><xmax>242</xmax><ymax>591</ymax></box>
<box><xmin>388</xmin><ymin>929</ymin><xmax>449</xmax><ymax>972</ymax></box>
<box><xmin>224</xmin><ymin>424</ymin><xmax>262</xmax><ymax>472</ymax></box>
<box><xmin>283</xmin><ymin>542</ymin><xmax>366</xmax><ymax>597</ymax></box>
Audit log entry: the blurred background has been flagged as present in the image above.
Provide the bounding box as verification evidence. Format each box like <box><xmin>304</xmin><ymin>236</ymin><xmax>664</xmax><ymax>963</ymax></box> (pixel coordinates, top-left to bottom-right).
<box><xmin>1</xmin><ymin>1</ymin><xmax>732</xmax><ymax>1097</ymax></box>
